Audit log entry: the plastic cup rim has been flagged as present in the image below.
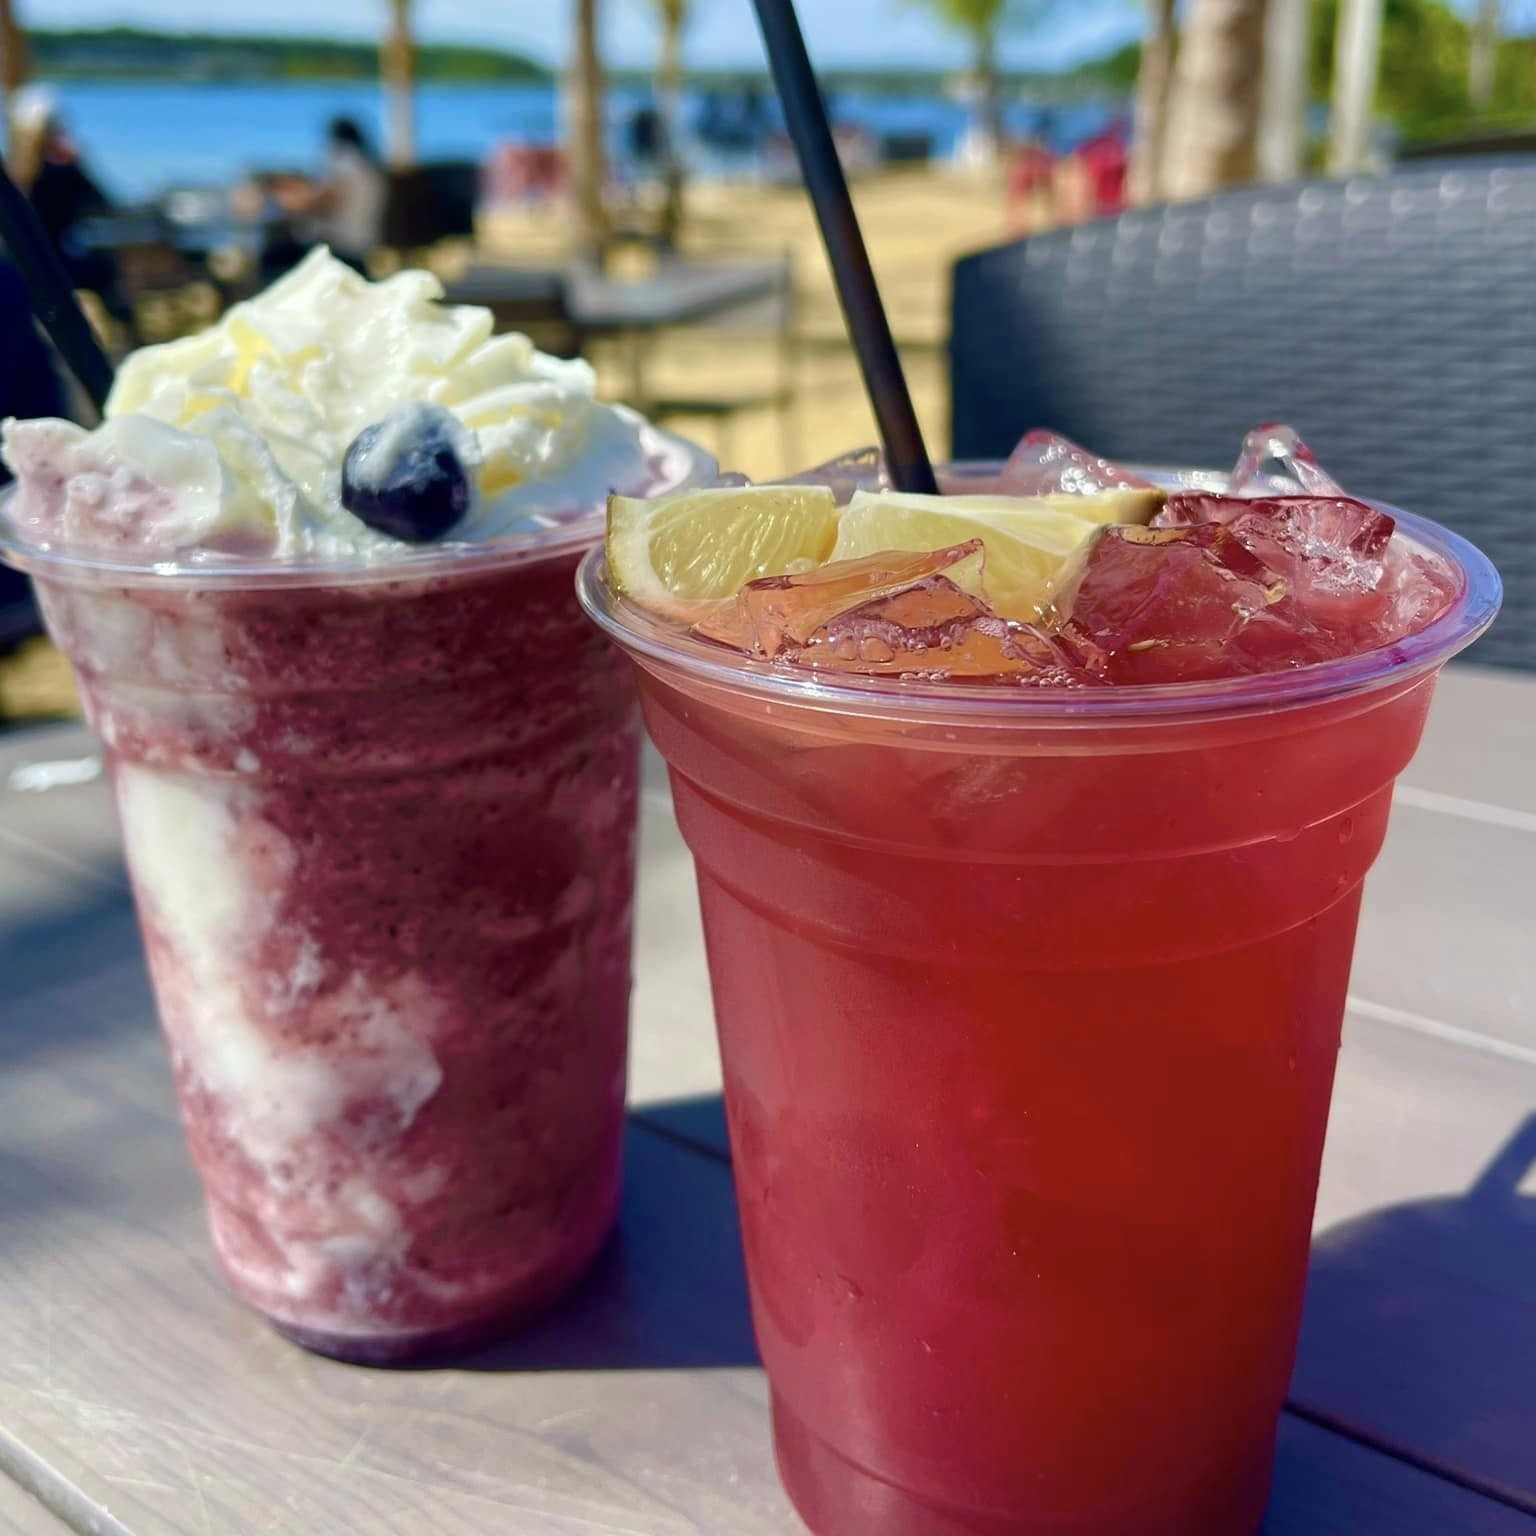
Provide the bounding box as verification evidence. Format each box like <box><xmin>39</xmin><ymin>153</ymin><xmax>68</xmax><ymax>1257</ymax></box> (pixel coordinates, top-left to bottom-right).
<box><xmin>574</xmin><ymin>462</ymin><xmax>1504</xmax><ymax>726</ymax></box>
<box><xmin>0</xmin><ymin>425</ymin><xmax>717</xmax><ymax>592</ymax></box>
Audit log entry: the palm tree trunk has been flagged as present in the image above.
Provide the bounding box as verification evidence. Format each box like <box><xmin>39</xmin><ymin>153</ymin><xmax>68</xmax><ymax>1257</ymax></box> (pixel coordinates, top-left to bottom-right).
<box><xmin>382</xmin><ymin>0</ymin><xmax>416</xmax><ymax>169</ymax></box>
<box><xmin>1159</xmin><ymin>0</ymin><xmax>1267</xmax><ymax>201</ymax></box>
<box><xmin>568</xmin><ymin>0</ymin><xmax>610</xmax><ymax>261</ymax></box>
<box><xmin>657</xmin><ymin>3</ymin><xmax>686</xmax><ymax>248</ymax></box>
<box><xmin>1469</xmin><ymin>0</ymin><xmax>1501</xmax><ymax>113</ymax></box>
<box><xmin>975</xmin><ymin>21</ymin><xmax>1003</xmax><ymax>162</ymax></box>
<box><xmin>1258</xmin><ymin>0</ymin><xmax>1309</xmax><ymax>180</ymax></box>
<box><xmin>1127</xmin><ymin>0</ymin><xmax>1176</xmax><ymax>205</ymax></box>
<box><xmin>1</xmin><ymin>0</ymin><xmax>30</xmax><ymax>150</ymax></box>
<box><xmin>1327</xmin><ymin>0</ymin><xmax>1383</xmax><ymax>173</ymax></box>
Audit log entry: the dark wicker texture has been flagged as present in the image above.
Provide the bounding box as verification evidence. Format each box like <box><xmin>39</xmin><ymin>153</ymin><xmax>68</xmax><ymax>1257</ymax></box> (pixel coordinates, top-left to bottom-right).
<box><xmin>950</xmin><ymin>164</ymin><xmax>1536</xmax><ymax>670</ymax></box>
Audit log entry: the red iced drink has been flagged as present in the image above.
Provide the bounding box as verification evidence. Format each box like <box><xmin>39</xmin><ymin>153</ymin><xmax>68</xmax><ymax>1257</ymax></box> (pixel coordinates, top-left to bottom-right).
<box><xmin>580</xmin><ymin>433</ymin><xmax>1499</xmax><ymax>1533</ymax></box>
<box><xmin>2</xmin><ymin>249</ymin><xmax>715</xmax><ymax>1359</ymax></box>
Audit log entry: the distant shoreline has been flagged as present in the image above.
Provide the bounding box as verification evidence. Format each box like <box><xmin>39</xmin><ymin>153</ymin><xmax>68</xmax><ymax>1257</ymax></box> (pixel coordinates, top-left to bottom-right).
<box><xmin>26</xmin><ymin>26</ymin><xmax>1137</xmax><ymax>97</ymax></box>
<box><xmin>29</xmin><ymin>27</ymin><xmax>551</xmax><ymax>85</ymax></box>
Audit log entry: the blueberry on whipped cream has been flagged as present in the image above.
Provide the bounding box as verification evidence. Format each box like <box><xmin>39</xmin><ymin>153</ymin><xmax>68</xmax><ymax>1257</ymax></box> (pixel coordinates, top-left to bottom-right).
<box><xmin>342</xmin><ymin>402</ymin><xmax>476</xmax><ymax>544</ymax></box>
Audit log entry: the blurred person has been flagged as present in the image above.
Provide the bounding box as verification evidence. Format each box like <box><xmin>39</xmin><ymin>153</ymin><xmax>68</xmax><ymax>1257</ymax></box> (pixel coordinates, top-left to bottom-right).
<box><xmin>627</xmin><ymin>103</ymin><xmax>667</xmax><ymax>177</ymax></box>
<box><xmin>268</xmin><ymin>117</ymin><xmax>387</xmax><ymax>272</ymax></box>
<box><xmin>483</xmin><ymin>141</ymin><xmax>565</xmax><ymax>205</ymax></box>
<box><xmin>1</xmin><ymin>259</ymin><xmax>67</xmax><ymax>646</ymax></box>
<box><xmin>1075</xmin><ymin>123</ymin><xmax>1130</xmax><ymax>219</ymax></box>
<box><xmin>696</xmin><ymin>86</ymin><xmax>770</xmax><ymax>175</ymax></box>
<box><xmin>1054</xmin><ymin>122</ymin><xmax>1129</xmax><ymax>226</ymax></box>
<box><xmin>740</xmin><ymin>85</ymin><xmax>769</xmax><ymax>145</ymax></box>
<box><xmin>6</xmin><ymin>85</ymin><xmax>125</xmax><ymax>315</ymax></box>
<box><xmin>227</xmin><ymin>171</ymin><xmax>311</xmax><ymax>286</ymax></box>
<box><xmin>1006</xmin><ymin>137</ymin><xmax>1057</xmax><ymax>235</ymax></box>
<box><xmin>697</xmin><ymin>89</ymin><xmax>728</xmax><ymax>148</ymax></box>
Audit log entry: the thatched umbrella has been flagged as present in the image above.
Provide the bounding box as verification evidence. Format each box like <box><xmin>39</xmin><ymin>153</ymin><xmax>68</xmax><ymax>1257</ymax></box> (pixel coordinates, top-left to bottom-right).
<box><xmin>382</xmin><ymin>0</ymin><xmax>417</xmax><ymax>168</ymax></box>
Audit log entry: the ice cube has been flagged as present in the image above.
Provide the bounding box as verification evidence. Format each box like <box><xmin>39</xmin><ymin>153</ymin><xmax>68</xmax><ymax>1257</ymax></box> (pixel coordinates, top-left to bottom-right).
<box><xmin>1156</xmin><ymin>493</ymin><xmax>1397</xmax><ymax>636</ymax></box>
<box><xmin>1372</xmin><ymin>542</ymin><xmax>1461</xmax><ymax>644</ymax></box>
<box><xmin>693</xmin><ymin>541</ymin><xmax>1089</xmax><ymax>683</ymax></box>
<box><xmin>782</xmin><ymin>447</ymin><xmax>890</xmax><ymax>504</ymax></box>
<box><xmin>1051</xmin><ymin>523</ymin><xmax>1340</xmax><ymax>682</ymax></box>
<box><xmin>694</xmin><ymin>543</ymin><xmax>987</xmax><ymax>658</ymax></box>
<box><xmin>805</xmin><ymin>589</ymin><xmax>1085</xmax><ymax>682</ymax></box>
<box><xmin>1228</xmin><ymin>424</ymin><xmax>1345</xmax><ymax>497</ymax></box>
<box><xmin>996</xmin><ymin>430</ymin><xmax>1153</xmax><ymax>497</ymax></box>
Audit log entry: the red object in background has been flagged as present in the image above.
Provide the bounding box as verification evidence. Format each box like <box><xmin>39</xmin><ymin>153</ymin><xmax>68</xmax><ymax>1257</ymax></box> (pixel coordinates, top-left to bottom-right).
<box><xmin>1009</xmin><ymin>141</ymin><xmax>1055</xmax><ymax>198</ymax></box>
<box><xmin>1006</xmin><ymin>141</ymin><xmax>1056</xmax><ymax>233</ymax></box>
<box><xmin>1077</xmin><ymin>130</ymin><xmax>1129</xmax><ymax>216</ymax></box>
<box><xmin>484</xmin><ymin>143</ymin><xmax>565</xmax><ymax>203</ymax></box>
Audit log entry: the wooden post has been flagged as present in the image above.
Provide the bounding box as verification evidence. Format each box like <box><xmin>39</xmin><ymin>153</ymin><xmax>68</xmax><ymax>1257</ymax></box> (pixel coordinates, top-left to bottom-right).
<box><xmin>1159</xmin><ymin>0</ymin><xmax>1267</xmax><ymax>202</ymax></box>
<box><xmin>1258</xmin><ymin>0</ymin><xmax>1309</xmax><ymax>181</ymax></box>
<box><xmin>1127</xmin><ymin>0</ymin><xmax>1177</xmax><ymax>205</ymax></box>
<box><xmin>568</xmin><ymin>0</ymin><xmax>610</xmax><ymax>261</ymax></box>
<box><xmin>1469</xmin><ymin>0</ymin><xmax>1501</xmax><ymax>114</ymax></box>
<box><xmin>382</xmin><ymin>0</ymin><xmax>417</xmax><ymax>169</ymax></box>
<box><xmin>973</xmin><ymin>18</ymin><xmax>1002</xmax><ymax>163</ymax></box>
<box><xmin>1327</xmin><ymin>0</ymin><xmax>1383</xmax><ymax>175</ymax></box>
<box><xmin>657</xmin><ymin>0</ymin><xmax>688</xmax><ymax>247</ymax></box>
<box><xmin>1</xmin><ymin>0</ymin><xmax>31</xmax><ymax>152</ymax></box>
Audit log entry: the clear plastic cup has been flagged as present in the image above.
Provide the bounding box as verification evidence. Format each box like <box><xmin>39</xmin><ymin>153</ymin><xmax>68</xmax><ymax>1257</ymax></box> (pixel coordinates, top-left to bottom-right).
<box><xmin>577</xmin><ymin>465</ymin><xmax>1500</xmax><ymax>1536</ymax></box>
<box><xmin>2</xmin><ymin>428</ymin><xmax>716</xmax><ymax>1363</ymax></box>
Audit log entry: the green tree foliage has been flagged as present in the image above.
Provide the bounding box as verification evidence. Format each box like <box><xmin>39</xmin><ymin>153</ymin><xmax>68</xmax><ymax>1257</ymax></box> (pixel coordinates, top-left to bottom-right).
<box><xmin>1309</xmin><ymin>0</ymin><xmax>1536</xmax><ymax>142</ymax></box>
<box><xmin>28</xmin><ymin>26</ymin><xmax>548</xmax><ymax>82</ymax></box>
<box><xmin>902</xmin><ymin>0</ymin><xmax>1054</xmax><ymax>43</ymax></box>
<box><xmin>901</xmin><ymin>0</ymin><xmax>1056</xmax><ymax>147</ymax></box>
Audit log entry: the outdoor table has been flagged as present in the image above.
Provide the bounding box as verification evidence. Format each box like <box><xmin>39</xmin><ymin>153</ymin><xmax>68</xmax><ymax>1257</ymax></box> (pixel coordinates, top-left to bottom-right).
<box><xmin>442</xmin><ymin>257</ymin><xmax>787</xmax><ymax>412</ymax></box>
<box><xmin>0</xmin><ymin>661</ymin><xmax>1532</xmax><ymax>1535</ymax></box>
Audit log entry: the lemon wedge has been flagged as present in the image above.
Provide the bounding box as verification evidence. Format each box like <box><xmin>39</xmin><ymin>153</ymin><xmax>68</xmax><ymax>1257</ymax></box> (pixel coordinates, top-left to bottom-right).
<box><xmin>607</xmin><ymin>484</ymin><xmax>839</xmax><ymax>608</ymax></box>
<box><xmin>1024</xmin><ymin>488</ymin><xmax>1164</xmax><ymax>527</ymax></box>
<box><xmin>832</xmin><ymin>491</ymin><xmax>1104</xmax><ymax>620</ymax></box>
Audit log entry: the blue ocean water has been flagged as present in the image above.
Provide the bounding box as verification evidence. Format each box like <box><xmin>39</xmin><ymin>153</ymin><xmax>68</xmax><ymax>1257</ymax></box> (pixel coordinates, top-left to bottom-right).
<box><xmin>40</xmin><ymin>79</ymin><xmax>1118</xmax><ymax>202</ymax></box>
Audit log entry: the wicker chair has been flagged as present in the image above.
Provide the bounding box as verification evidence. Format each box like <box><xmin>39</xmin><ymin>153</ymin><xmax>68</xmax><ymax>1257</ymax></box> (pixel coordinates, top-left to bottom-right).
<box><xmin>950</xmin><ymin>163</ymin><xmax>1536</xmax><ymax>670</ymax></box>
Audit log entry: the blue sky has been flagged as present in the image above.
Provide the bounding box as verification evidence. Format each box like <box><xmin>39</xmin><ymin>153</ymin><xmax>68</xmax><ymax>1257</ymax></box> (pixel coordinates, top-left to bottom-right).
<box><xmin>29</xmin><ymin>0</ymin><xmax>1144</xmax><ymax>71</ymax></box>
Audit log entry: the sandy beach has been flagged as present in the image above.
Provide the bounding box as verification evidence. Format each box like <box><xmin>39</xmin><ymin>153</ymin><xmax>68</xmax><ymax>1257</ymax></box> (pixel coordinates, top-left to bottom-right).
<box><xmin>2</xmin><ymin>164</ymin><xmax>1018</xmax><ymax>722</ymax></box>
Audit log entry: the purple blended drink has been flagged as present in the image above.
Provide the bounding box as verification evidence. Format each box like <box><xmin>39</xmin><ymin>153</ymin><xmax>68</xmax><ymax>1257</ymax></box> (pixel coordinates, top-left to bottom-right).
<box><xmin>1</xmin><ymin>250</ymin><xmax>714</xmax><ymax>1361</ymax></box>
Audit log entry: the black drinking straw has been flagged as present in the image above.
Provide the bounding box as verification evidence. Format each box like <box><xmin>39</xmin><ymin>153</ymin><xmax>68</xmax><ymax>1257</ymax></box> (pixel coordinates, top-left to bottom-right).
<box><xmin>0</xmin><ymin>159</ymin><xmax>116</xmax><ymax>414</ymax></box>
<box><xmin>750</xmin><ymin>0</ymin><xmax>939</xmax><ymax>494</ymax></box>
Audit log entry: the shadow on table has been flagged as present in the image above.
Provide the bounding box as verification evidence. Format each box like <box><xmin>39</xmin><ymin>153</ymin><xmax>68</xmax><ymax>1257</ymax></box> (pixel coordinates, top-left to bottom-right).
<box><xmin>441</xmin><ymin>1111</ymin><xmax>760</xmax><ymax>1373</ymax></box>
<box><xmin>1290</xmin><ymin>1114</ymin><xmax>1536</xmax><ymax>1509</ymax></box>
<box><xmin>0</xmin><ymin>880</ymin><xmax>150</xmax><ymax>1064</ymax></box>
<box><xmin>472</xmin><ymin>1089</ymin><xmax>1536</xmax><ymax>1496</ymax></box>
<box><xmin>630</xmin><ymin>1090</ymin><xmax>732</xmax><ymax>1161</ymax></box>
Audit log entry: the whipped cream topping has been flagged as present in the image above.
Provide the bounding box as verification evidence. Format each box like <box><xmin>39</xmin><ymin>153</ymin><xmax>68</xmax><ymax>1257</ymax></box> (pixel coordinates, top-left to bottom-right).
<box><xmin>1</xmin><ymin>248</ymin><xmax>662</xmax><ymax>560</ymax></box>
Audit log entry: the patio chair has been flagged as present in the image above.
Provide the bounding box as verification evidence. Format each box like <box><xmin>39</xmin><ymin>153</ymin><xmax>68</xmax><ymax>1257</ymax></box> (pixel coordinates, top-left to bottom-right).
<box><xmin>73</xmin><ymin>207</ymin><xmax>213</xmax><ymax>346</ymax></box>
<box><xmin>648</xmin><ymin>250</ymin><xmax>800</xmax><ymax>473</ymax></box>
<box><xmin>438</xmin><ymin>267</ymin><xmax>586</xmax><ymax>360</ymax></box>
<box><xmin>383</xmin><ymin>161</ymin><xmax>480</xmax><ymax>255</ymax></box>
<box><xmin>950</xmin><ymin>163</ymin><xmax>1536</xmax><ymax>671</ymax></box>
